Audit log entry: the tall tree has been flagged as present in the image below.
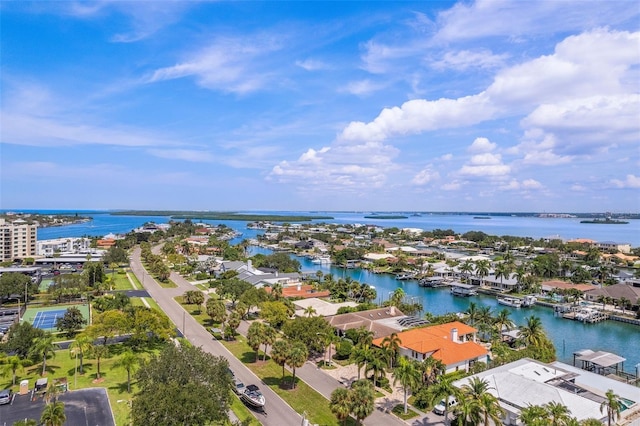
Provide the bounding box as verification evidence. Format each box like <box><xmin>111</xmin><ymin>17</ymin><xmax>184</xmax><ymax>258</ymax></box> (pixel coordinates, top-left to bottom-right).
<box><xmin>91</xmin><ymin>344</ymin><xmax>109</xmax><ymax>380</ymax></box>
<box><xmin>132</xmin><ymin>344</ymin><xmax>232</xmax><ymax>425</ymax></box>
<box><xmin>393</xmin><ymin>357</ymin><xmax>421</xmax><ymax>415</ymax></box>
<box><xmin>1</xmin><ymin>355</ymin><xmax>26</xmax><ymax>386</ymax></box>
<box><xmin>69</xmin><ymin>334</ymin><xmax>93</xmax><ymax>375</ymax></box>
<box><xmin>349</xmin><ymin>380</ymin><xmax>375</xmax><ymax>425</ymax></box>
<box><xmin>330</xmin><ymin>387</ymin><xmax>352</xmax><ymax>426</ymax></box>
<box><xmin>113</xmin><ymin>349</ymin><xmax>140</xmax><ymax>393</ymax></box>
<box><xmin>30</xmin><ymin>334</ymin><xmax>57</xmax><ymax>376</ymax></box>
<box><xmin>286</xmin><ymin>341</ymin><xmax>308</xmax><ymax>389</ymax></box>
<box><xmin>600</xmin><ymin>389</ymin><xmax>622</xmax><ymax>426</ymax></box>
<box><xmin>270</xmin><ymin>339</ymin><xmax>289</xmax><ymax>379</ymax></box>
<box><xmin>205</xmin><ymin>298</ymin><xmax>227</xmax><ymax>324</ymax></box>
<box><xmin>247</xmin><ymin>322</ymin><xmax>265</xmax><ymax>362</ymax></box>
<box><xmin>427</xmin><ymin>376</ymin><xmax>459</xmax><ymax>426</ymax></box>
<box><xmin>40</xmin><ymin>401</ymin><xmax>66</xmax><ymax>426</ymax></box>
<box><xmin>381</xmin><ymin>332</ymin><xmax>401</xmax><ymax>369</ymax></box>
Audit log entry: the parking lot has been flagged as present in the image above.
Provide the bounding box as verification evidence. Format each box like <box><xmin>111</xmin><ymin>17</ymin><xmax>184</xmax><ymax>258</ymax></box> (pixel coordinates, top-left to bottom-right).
<box><xmin>0</xmin><ymin>388</ymin><xmax>115</xmax><ymax>426</ymax></box>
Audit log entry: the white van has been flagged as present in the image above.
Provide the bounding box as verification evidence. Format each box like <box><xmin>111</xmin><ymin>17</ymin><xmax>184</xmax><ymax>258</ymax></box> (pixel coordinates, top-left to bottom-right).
<box><xmin>433</xmin><ymin>396</ymin><xmax>458</xmax><ymax>415</ymax></box>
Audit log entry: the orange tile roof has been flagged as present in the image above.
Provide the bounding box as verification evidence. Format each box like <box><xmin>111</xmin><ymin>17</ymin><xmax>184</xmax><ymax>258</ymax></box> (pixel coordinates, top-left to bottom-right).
<box><xmin>264</xmin><ymin>284</ymin><xmax>330</xmax><ymax>299</ymax></box>
<box><xmin>372</xmin><ymin>321</ymin><xmax>487</xmax><ymax>367</ymax></box>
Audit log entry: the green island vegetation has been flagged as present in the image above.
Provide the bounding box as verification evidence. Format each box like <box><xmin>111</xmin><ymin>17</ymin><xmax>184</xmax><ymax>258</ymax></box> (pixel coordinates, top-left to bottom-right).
<box><xmin>580</xmin><ymin>218</ymin><xmax>629</xmax><ymax>224</ymax></box>
<box><xmin>110</xmin><ymin>210</ymin><xmax>334</xmax><ymax>221</ymax></box>
<box><xmin>0</xmin><ymin>212</ymin><xmax>91</xmax><ymax>227</ymax></box>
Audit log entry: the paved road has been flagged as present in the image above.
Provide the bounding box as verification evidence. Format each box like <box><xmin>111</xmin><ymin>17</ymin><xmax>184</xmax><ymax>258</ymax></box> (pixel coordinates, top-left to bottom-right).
<box><xmin>129</xmin><ymin>247</ymin><xmax>302</xmax><ymax>426</ymax></box>
<box><xmin>131</xmin><ymin>248</ymin><xmax>433</xmax><ymax>426</ymax></box>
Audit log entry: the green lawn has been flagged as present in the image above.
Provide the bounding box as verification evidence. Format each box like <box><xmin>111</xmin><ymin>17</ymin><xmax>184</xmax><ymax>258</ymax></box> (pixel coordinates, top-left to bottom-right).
<box><xmin>0</xmin><ymin>345</ymin><xmax>156</xmax><ymax>426</ymax></box>
<box><xmin>391</xmin><ymin>404</ymin><xmax>419</xmax><ymax>420</ymax></box>
<box><xmin>223</xmin><ymin>337</ymin><xmax>356</xmax><ymax>426</ymax></box>
<box><xmin>108</xmin><ymin>271</ymin><xmax>135</xmax><ymax>291</ymax></box>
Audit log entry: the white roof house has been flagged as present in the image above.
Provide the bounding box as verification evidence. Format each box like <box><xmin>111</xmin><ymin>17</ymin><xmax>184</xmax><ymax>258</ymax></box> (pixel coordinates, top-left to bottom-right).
<box><xmin>453</xmin><ymin>358</ymin><xmax>640</xmax><ymax>425</ymax></box>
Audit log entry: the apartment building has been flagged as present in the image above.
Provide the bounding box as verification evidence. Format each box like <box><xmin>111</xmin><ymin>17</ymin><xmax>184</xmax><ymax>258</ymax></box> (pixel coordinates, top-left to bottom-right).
<box><xmin>37</xmin><ymin>237</ymin><xmax>92</xmax><ymax>256</ymax></box>
<box><xmin>0</xmin><ymin>219</ymin><xmax>38</xmax><ymax>262</ymax></box>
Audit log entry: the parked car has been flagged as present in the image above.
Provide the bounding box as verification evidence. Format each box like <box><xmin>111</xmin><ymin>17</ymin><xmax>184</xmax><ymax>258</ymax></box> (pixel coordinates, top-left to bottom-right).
<box><xmin>433</xmin><ymin>396</ymin><xmax>458</xmax><ymax>415</ymax></box>
<box><xmin>0</xmin><ymin>389</ymin><xmax>13</xmax><ymax>405</ymax></box>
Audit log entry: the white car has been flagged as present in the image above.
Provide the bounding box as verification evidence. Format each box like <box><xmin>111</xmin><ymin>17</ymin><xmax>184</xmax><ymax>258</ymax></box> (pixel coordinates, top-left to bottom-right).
<box><xmin>232</xmin><ymin>378</ymin><xmax>245</xmax><ymax>395</ymax></box>
<box><xmin>433</xmin><ymin>396</ymin><xmax>457</xmax><ymax>415</ymax></box>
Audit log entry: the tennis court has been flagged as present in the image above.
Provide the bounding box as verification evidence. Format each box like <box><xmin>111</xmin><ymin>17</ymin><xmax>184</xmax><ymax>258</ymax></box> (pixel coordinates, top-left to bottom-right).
<box><xmin>22</xmin><ymin>304</ymin><xmax>90</xmax><ymax>331</ymax></box>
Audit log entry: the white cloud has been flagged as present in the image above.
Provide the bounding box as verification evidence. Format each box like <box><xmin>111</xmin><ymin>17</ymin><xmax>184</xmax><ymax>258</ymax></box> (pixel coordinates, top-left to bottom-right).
<box><xmin>441</xmin><ymin>181</ymin><xmax>461</xmax><ymax>191</ymax></box>
<box><xmin>434</xmin><ymin>0</ymin><xmax>638</xmax><ymax>42</ymax></box>
<box><xmin>147</xmin><ymin>149</ymin><xmax>215</xmax><ymax>163</ymax></box>
<box><xmin>412</xmin><ymin>166</ymin><xmax>440</xmax><ymax>185</ymax></box>
<box><xmin>468</xmin><ymin>137</ymin><xmax>496</xmax><ymax>153</ymax></box>
<box><xmin>610</xmin><ymin>174</ymin><xmax>640</xmax><ymax>189</ymax></box>
<box><xmin>431</xmin><ymin>49</ymin><xmax>508</xmax><ymax>71</ymax></box>
<box><xmin>440</xmin><ymin>154</ymin><xmax>453</xmax><ymax>161</ymax></box>
<box><xmin>149</xmin><ymin>35</ymin><xmax>283</xmax><ymax>93</ymax></box>
<box><xmin>341</xmin><ymin>79</ymin><xmax>384</xmax><ymax>96</ymax></box>
<box><xmin>295</xmin><ymin>59</ymin><xmax>330</xmax><ymax>71</ymax></box>
<box><xmin>340</xmin><ymin>94</ymin><xmax>495</xmax><ymax>142</ymax></box>
<box><xmin>269</xmin><ymin>141</ymin><xmax>399</xmax><ymax>190</ymax></box>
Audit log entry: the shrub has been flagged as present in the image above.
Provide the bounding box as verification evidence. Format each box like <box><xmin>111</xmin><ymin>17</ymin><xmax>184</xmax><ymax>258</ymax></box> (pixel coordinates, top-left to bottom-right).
<box><xmin>335</xmin><ymin>339</ymin><xmax>353</xmax><ymax>360</ymax></box>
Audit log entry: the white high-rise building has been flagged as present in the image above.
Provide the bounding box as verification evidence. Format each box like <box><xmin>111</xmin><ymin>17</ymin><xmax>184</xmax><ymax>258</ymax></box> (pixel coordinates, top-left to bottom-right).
<box><xmin>37</xmin><ymin>237</ymin><xmax>92</xmax><ymax>256</ymax></box>
<box><xmin>0</xmin><ymin>218</ymin><xmax>38</xmax><ymax>262</ymax></box>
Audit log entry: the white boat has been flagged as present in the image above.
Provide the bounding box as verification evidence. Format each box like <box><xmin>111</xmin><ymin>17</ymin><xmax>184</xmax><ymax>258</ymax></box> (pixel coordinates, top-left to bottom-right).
<box><xmin>396</xmin><ymin>273</ymin><xmax>416</xmax><ymax>280</ymax></box>
<box><xmin>451</xmin><ymin>283</ymin><xmax>478</xmax><ymax>297</ymax></box>
<box><xmin>311</xmin><ymin>255</ymin><xmax>331</xmax><ymax>264</ymax></box>
<box><xmin>497</xmin><ymin>296</ymin><xmax>523</xmax><ymax>308</ymax></box>
<box><xmin>241</xmin><ymin>384</ymin><xmax>266</xmax><ymax>409</ymax></box>
<box><xmin>522</xmin><ymin>295</ymin><xmax>537</xmax><ymax>307</ymax></box>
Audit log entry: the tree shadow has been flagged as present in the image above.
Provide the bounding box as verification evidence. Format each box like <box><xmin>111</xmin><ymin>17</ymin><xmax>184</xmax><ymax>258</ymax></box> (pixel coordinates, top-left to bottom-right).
<box><xmin>238</xmin><ymin>351</ymin><xmax>255</xmax><ymax>364</ymax></box>
<box><xmin>108</xmin><ymin>381</ymin><xmax>130</xmax><ymax>395</ymax></box>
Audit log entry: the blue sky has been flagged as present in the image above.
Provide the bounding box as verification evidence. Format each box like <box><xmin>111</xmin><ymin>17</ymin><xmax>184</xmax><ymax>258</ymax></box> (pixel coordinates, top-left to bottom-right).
<box><xmin>1</xmin><ymin>1</ymin><xmax>639</xmax><ymax>213</ymax></box>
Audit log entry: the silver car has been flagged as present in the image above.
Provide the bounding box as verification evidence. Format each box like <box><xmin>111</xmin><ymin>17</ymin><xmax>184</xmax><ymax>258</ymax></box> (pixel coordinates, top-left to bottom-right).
<box><xmin>232</xmin><ymin>378</ymin><xmax>245</xmax><ymax>395</ymax></box>
<box><xmin>0</xmin><ymin>389</ymin><xmax>13</xmax><ymax>405</ymax></box>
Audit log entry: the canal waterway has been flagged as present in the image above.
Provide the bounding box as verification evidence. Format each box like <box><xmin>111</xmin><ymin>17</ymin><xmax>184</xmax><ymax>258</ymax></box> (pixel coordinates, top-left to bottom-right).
<box><xmin>248</xmin><ymin>247</ymin><xmax>640</xmax><ymax>374</ymax></box>
<box><xmin>30</xmin><ymin>211</ymin><xmax>640</xmax><ymax>374</ymax></box>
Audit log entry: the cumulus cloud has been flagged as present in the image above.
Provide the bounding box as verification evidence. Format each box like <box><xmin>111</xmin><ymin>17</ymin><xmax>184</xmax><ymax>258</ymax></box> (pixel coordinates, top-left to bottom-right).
<box><xmin>412</xmin><ymin>166</ymin><xmax>440</xmax><ymax>185</ymax></box>
<box><xmin>468</xmin><ymin>137</ymin><xmax>497</xmax><ymax>153</ymax></box>
<box><xmin>610</xmin><ymin>174</ymin><xmax>640</xmax><ymax>189</ymax></box>
<box><xmin>341</xmin><ymin>79</ymin><xmax>383</xmax><ymax>96</ymax></box>
<box><xmin>269</xmin><ymin>141</ymin><xmax>399</xmax><ymax>190</ymax></box>
<box><xmin>501</xmin><ymin>179</ymin><xmax>543</xmax><ymax>190</ymax></box>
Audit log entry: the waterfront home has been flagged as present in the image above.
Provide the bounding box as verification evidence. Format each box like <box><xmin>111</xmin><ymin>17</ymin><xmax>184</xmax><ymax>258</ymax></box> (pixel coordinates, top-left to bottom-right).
<box><xmin>265</xmin><ymin>284</ymin><xmax>330</xmax><ymax>300</ymax></box>
<box><xmin>325</xmin><ymin>307</ymin><xmax>406</xmax><ymax>339</ymax></box>
<box><xmin>453</xmin><ymin>358</ymin><xmax>640</xmax><ymax>425</ymax></box>
<box><xmin>584</xmin><ymin>283</ymin><xmax>640</xmax><ymax>309</ymax></box>
<box><xmin>540</xmin><ymin>280</ymin><xmax>594</xmax><ymax>295</ymax></box>
<box><xmin>372</xmin><ymin>321</ymin><xmax>488</xmax><ymax>373</ymax></box>
<box><xmin>292</xmin><ymin>298</ymin><xmax>357</xmax><ymax>317</ymax></box>
<box><xmin>597</xmin><ymin>241</ymin><xmax>632</xmax><ymax>254</ymax></box>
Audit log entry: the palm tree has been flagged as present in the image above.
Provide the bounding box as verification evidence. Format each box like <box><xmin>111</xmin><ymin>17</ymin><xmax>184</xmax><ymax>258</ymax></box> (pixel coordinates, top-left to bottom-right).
<box><xmin>287</xmin><ymin>341</ymin><xmax>308</xmax><ymax>389</ymax></box>
<box><xmin>40</xmin><ymin>401</ymin><xmax>66</xmax><ymax>426</ymax></box>
<box><xmin>428</xmin><ymin>376</ymin><xmax>459</xmax><ymax>426</ymax></box>
<box><xmin>494</xmin><ymin>309</ymin><xmax>515</xmax><ymax>335</ymax></box>
<box><xmin>518</xmin><ymin>316</ymin><xmax>546</xmax><ymax>348</ymax></box>
<box><xmin>381</xmin><ymin>332</ymin><xmax>401</xmax><ymax>369</ymax></box>
<box><xmin>465</xmin><ymin>302</ymin><xmax>480</xmax><ymax>326</ymax></box>
<box><xmin>350</xmin><ymin>345</ymin><xmax>372</xmax><ymax>380</ymax></box>
<box><xmin>330</xmin><ymin>387</ymin><xmax>352</xmax><ymax>426</ymax></box>
<box><xmin>581</xmin><ymin>419</ymin><xmax>605</xmax><ymax>426</ymax></box>
<box><xmin>304</xmin><ymin>306</ymin><xmax>317</xmax><ymax>317</ymax></box>
<box><xmin>494</xmin><ymin>262</ymin><xmax>509</xmax><ymax>287</ymax></box>
<box><xmin>91</xmin><ymin>344</ymin><xmax>109</xmax><ymax>380</ymax></box>
<box><xmin>349</xmin><ymin>380</ymin><xmax>375</xmax><ymax>425</ymax></box>
<box><xmin>420</xmin><ymin>356</ymin><xmax>445</xmax><ymax>386</ymax></box>
<box><xmin>519</xmin><ymin>404</ymin><xmax>548</xmax><ymax>425</ymax></box>
<box><xmin>2</xmin><ymin>355</ymin><xmax>26</xmax><ymax>385</ymax></box>
<box><xmin>205</xmin><ymin>298</ymin><xmax>226</xmax><ymax>324</ymax></box>
<box><xmin>393</xmin><ymin>357</ymin><xmax>421</xmax><ymax>415</ymax></box>
<box><xmin>247</xmin><ymin>322</ymin><xmax>265</xmax><ymax>362</ymax></box>
<box><xmin>545</xmin><ymin>401</ymin><xmax>571</xmax><ymax>426</ymax></box>
<box><xmin>600</xmin><ymin>389</ymin><xmax>622</xmax><ymax>426</ymax></box>
<box><xmin>474</xmin><ymin>260</ymin><xmax>491</xmax><ymax>284</ymax></box>
<box><xmin>364</xmin><ymin>349</ymin><xmax>387</xmax><ymax>388</ymax></box>
<box><xmin>460</xmin><ymin>260</ymin><xmax>474</xmax><ymax>283</ymax></box>
<box><xmin>31</xmin><ymin>334</ymin><xmax>57</xmax><ymax>376</ymax></box>
<box><xmin>270</xmin><ymin>339</ymin><xmax>289</xmax><ymax>379</ymax></box>
<box><xmin>69</xmin><ymin>334</ymin><xmax>93</xmax><ymax>375</ymax></box>
<box><xmin>113</xmin><ymin>350</ymin><xmax>139</xmax><ymax>393</ymax></box>
<box><xmin>478</xmin><ymin>392</ymin><xmax>504</xmax><ymax>425</ymax></box>
<box><xmin>262</xmin><ymin>325</ymin><xmax>278</xmax><ymax>362</ymax></box>
<box><xmin>454</xmin><ymin>396</ymin><xmax>481</xmax><ymax>426</ymax></box>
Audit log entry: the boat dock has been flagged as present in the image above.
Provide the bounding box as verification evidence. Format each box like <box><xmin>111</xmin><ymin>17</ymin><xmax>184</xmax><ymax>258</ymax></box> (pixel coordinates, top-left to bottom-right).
<box><xmin>564</xmin><ymin>307</ymin><xmax>609</xmax><ymax>323</ymax></box>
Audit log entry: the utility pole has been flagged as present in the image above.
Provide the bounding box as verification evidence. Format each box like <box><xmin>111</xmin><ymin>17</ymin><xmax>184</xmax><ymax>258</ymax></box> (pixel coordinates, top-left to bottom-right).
<box><xmin>183</xmin><ymin>311</ymin><xmax>186</xmax><ymax>337</ymax></box>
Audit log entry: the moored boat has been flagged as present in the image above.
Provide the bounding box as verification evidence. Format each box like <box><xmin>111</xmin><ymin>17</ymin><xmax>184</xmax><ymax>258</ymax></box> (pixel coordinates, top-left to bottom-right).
<box><xmin>522</xmin><ymin>295</ymin><xmax>537</xmax><ymax>307</ymax></box>
<box><xmin>311</xmin><ymin>255</ymin><xmax>331</xmax><ymax>264</ymax></box>
<box><xmin>450</xmin><ymin>283</ymin><xmax>478</xmax><ymax>297</ymax></box>
<box><xmin>241</xmin><ymin>384</ymin><xmax>266</xmax><ymax>409</ymax></box>
<box><xmin>497</xmin><ymin>296</ymin><xmax>523</xmax><ymax>308</ymax></box>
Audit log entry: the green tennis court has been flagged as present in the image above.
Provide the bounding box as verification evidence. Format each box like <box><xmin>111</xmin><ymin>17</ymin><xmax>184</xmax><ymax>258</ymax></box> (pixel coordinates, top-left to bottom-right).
<box><xmin>22</xmin><ymin>304</ymin><xmax>90</xmax><ymax>332</ymax></box>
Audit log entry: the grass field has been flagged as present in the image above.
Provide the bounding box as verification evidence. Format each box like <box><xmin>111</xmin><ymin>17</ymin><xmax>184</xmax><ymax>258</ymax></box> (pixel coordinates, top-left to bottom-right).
<box><xmin>222</xmin><ymin>337</ymin><xmax>356</xmax><ymax>426</ymax></box>
<box><xmin>108</xmin><ymin>270</ymin><xmax>135</xmax><ymax>291</ymax></box>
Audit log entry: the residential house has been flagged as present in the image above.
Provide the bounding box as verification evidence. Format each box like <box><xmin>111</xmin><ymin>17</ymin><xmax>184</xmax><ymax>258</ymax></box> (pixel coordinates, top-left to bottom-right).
<box><xmin>373</xmin><ymin>321</ymin><xmax>488</xmax><ymax>373</ymax></box>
